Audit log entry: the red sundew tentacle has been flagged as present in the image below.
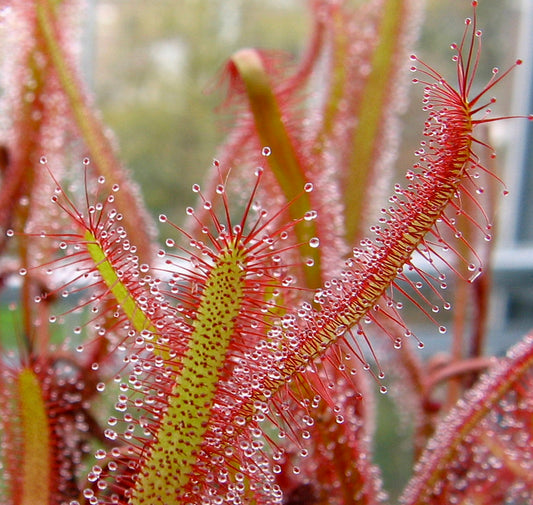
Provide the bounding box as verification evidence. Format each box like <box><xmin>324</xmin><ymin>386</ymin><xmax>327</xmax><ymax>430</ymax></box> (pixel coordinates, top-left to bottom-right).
<box><xmin>424</xmin><ymin>233</ymin><xmax>475</xmax><ymax>282</ymax></box>
<box><xmin>367</xmin><ymin>305</ymin><xmax>414</xmax><ymax>350</ymax></box>
<box><xmin>446</xmin><ymin>195</ymin><xmax>491</xmax><ymax>236</ymax></box>
<box><xmin>403</xmin><ymin>261</ymin><xmax>449</xmax><ymax>305</ymax></box>
<box><xmin>390</xmin><ymin>278</ymin><xmax>442</xmax><ymax>326</ymax></box>
<box><xmin>335</xmin><ymin>328</ymin><xmax>373</xmax><ymax>371</ymax></box>
<box><xmin>437</xmin><ymin>213</ymin><xmax>484</xmax><ymax>265</ymax></box>
<box><xmin>376</xmin><ymin>303</ymin><xmax>423</xmax><ymax>350</ymax></box>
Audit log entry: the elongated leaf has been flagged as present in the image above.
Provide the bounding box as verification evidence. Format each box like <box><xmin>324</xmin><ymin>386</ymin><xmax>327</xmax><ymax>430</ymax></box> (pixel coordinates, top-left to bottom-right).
<box><xmin>35</xmin><ymin>0</ymin><xmax>156</xmax><ymax>263</ymax></box>
<box><xmin>401</xmin><ymin>332</ymin><xmax>533</xmax><ymax>505</ymax></box>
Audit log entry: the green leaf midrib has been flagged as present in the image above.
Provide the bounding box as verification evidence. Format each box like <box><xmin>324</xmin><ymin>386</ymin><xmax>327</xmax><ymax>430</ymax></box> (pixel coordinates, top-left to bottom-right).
<box><xmin>130</xmin><ymin>244</ymin><xmax>248</xmax><ymax>503</ymax></box>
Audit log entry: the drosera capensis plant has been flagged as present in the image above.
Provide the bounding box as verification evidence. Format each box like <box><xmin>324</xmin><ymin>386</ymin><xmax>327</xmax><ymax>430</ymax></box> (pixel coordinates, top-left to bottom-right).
<box><xmin>1</xmin><ymin>1</ymin><xmax>533</xmax><ymax>505</ymax></box>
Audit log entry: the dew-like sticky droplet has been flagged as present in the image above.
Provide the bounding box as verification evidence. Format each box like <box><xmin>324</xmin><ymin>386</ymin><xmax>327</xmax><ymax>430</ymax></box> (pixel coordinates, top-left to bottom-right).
<box><xmin>309</xmin><ymin>237</ymin><xmax>320</xmax><ymax>248</ymax></box>
<box><xmin>335</xmin><ymin>325</ymin><xmax>347</xmax><ymax>337</ymax></box>
<box><xmin>95</xmin><ymin>449</ymin><xmax>106</xmax><ymax>460</ymax></box>
<box><xmin>261</xmin><ymin>146</ymin><xmax>271</xmax><ymax>156</ymax></box>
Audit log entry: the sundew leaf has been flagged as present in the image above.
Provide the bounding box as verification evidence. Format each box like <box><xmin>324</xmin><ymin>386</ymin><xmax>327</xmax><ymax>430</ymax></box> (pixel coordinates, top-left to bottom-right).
<box><xmin>0</xmin><ymin>0</ymin><xmax>76</xmax><ymax>292</ymax></box>
<box><xmin>400</xmin><ymin>332</ymin><xmax>533</xmax><ymax>505</ymax></box>
<box><xmin>0</xmin><ymin>3</ymin><xmax>49</xmax><ymax>247</ymax></box>
<box><xmin>35</xmin><ymin>0</ymin><xmax>156</xmax><ymax>263</ymax></box>
<box><xmin>328</xmin><ymin>0</ymin><xmax>424</xmax><ymax>244</ymax></box>
<box><xmin>0</xmin><ymin>359</ymin><xmax>95</xmax><ymax>505</ymax></box>
<box><xmin>21</xmin><ymin>163</ymin><xmax>173</xmax><ymax>365</ymax></box>
<box><xmin>16</xmin><ymin>368</ymin><xmax>51</xmax><ymax>505</ymax></box>
<box><xmin>127</xmin><ymin>240</ymin><xmax>258</xmax><ymax>504</ymax></box>
<box><xmin>225</xmin><ymin>49</ymin><xmax>322</xmax><ymax>289</ymax></box>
